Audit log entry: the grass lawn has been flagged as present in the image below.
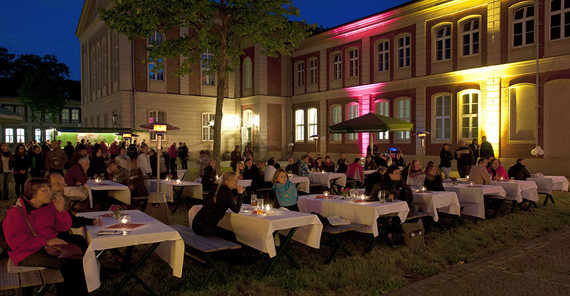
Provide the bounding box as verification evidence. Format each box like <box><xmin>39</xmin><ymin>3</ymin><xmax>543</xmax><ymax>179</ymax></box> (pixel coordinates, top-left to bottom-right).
<box><xmin>1</xmin><ymin>176</ymin><xmax>569</xmax><ymax>296</ymax></box>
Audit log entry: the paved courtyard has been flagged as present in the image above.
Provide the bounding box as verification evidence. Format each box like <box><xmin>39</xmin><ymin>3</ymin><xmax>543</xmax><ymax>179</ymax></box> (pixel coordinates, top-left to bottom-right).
<box><xmin>389</xmin><ymin>227</ymin><xmax>570</xmax><ymax>295</ymax></box>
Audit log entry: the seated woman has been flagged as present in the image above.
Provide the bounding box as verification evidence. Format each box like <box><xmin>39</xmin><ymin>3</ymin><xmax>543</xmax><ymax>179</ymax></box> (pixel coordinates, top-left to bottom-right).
<box><xmin>323</xmin><ymin>156</ymin><xmax>335</xmax><ymax>172</ymax></box>
<box><xmin>272</xmin><ymin>168</ymin><xmax>299</xmax><ymax>211</ymax></box>
<box><xmin>364</xmin><ymin>155</ymin><xmax>377</xmax><ymax>170</ymax></box>
<box><xmin>405</xmin><ymin>160</ymin><xmax>426</xmax><ymax>187</ymax></box>
<box><xmin>337</xmin><ymin>158</ymin><xmax>348</xmax><ymax>174</ymax></box>
<box><xmin>313</xmin><ymin>157</ymin><xmax>325</xmax><ymax>172</ymax></box>
<box><xmin>346</xmin><ymin>158</ymin><xmax>364</xmax><ymax>183</ymax></box>
<box><xmin>424</xmin><ymin>164</ymin><xmax>445</xmax><ymax>191</ymax></box>
<box><xmin>487</xmin><ymin>158</ymin><xmax>509</xmax><ymax>181</ymax></box>
<box><xmin>3</xmin><ymin>179</ymin><xmax>88</xmax><ymax>295</ymax></box>
<box><xmin>192</xmin><ymin>171</ymin><xmax>243</xmax><ymax>240</ymax></box>
<box><xmin>235</xmin><ymin>161</ymin><xmax>245</xmax><ymax>179</ymax></box>
<box><xmin>370</xmin><ymin>166</ymin><xmax>418</xmax><ymax>214</ymax></box>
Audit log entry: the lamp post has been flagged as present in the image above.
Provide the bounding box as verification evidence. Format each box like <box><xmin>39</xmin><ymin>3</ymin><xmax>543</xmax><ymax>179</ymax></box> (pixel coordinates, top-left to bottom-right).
<box><xmin>310</xmin><ymin>135</ymin><xmax>320</xmax><ymax>155</ymax></box>
<box><xmin>416</xmin><ymin>131</ymin><xmax>430</xmax><ymax>165</ymax></box>
<box><xmin>140</xmin><ymin>122</ymin><xmax>179</xmax><ymax>193</ymax></box>
<box><xmin>115</xmin><ymin>131</ymin><xmax>139</xmax><ymax>146</ymax></box>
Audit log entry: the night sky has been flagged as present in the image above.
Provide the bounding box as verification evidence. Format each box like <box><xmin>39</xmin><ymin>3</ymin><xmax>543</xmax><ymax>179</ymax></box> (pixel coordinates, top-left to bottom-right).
<box><xmin>0</xmin><ymin>0</ymin><xmax>410</xmax><ymax>81</ymax></box>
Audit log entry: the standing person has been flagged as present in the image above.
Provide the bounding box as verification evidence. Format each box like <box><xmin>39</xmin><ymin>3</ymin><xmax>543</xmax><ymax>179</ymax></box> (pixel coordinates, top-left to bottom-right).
<box><xmin>469</xmin><ymin>139</ymin><xmax>479</xmax><ymax>165</ymax></box>
<box><xmin>454</xmin><ymin>140</ymin><xmax>474</xmax><ymax>178</ymax></box>
<box><xmin>393</xmin><ymin>151</ymin><xmax>405</xmax><ymax>167</ymax></box>
<box><xmin>272</xmin><ymin>169</ymin><xmax>299</xmax><ymax>211</ymax></box>
<box><xmin>30</xmin><ymin>145</ymin><xmax>45</xmax><ymax>178</ymax></box>
<box><xmin>109</xmin><ymin>141</ymin><xmax>119</xmax><ymax>158</ymax></box>
<box><xmin>480</xmin><ymin>136</ymin><xmax>495</xmax><ymax>159</ymax></box>
<box><xmin>230</xmin><ymin>145</ymin><xmax>241</xmax><ymax>172</ymax></box>
<box><xmin>168</xmin><ymin>142</ymin><xmax>178</xmax><ymax>177</ymax></box>
<box><xmin>45</xmin><ymin>141</ymin><xmax>68</xmax><ymax>175</ymax></box>
<box><xmin>63</xmin><ymin>141</ymin><xmax>75</xmax><ymax>170</ymax></box>
<box><xmin>136</xmin><ymin>143</ymin><xmax>152</xmax><ymax>178</ymax></box>
<box><xmin>439</xmin><ymin>143</ymin><xmax>453</xmax><ymax>179</ymax></box>
<box><xmin>0</xmin><ymin>143</ymin><xmax>15</xmax><ymax>200</ymax></box>
<box><xmin>177</xmin><ymin>142</ymin><xmax>186</xmax><ymax>170</ymax></box>
<box><xmin>243</xmin><ymin>145</ymin><xmax>254</xmax><ymax>160</ymax></box>
<box><xmin>13</xmin><ymin>144</ymin><xmax>30</xmax><ymax>198</ymax></box>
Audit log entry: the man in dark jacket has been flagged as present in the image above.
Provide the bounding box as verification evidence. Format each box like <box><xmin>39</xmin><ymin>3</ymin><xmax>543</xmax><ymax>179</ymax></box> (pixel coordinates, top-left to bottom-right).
<box><xmin>508</xmin><ymin>158</ymin><xmax>531</xmax><ymax>180</ymax></box>
<box><xmin>230</xmin><ymin>145</ymin><xmax>241</xmax><ymax>172</ymax></box>
<box><xmin>479</xmin><ymin>136</ymin><xmax>495</xmax><ymax>159</ymax></box>
<box><xmin>285</xmin><ymin>156</ymin><xmax>300</xmax><ymax>176</ymax></box>
<box><xmin>243</xmin><ymin>157</ymin><xmax>263</xmax><ymax>193</ymax></box>
<box><xmin>469</xmin><ymin>139</ymin><xmax>479</xmax><ymax>164</ymax></box>
<box><xmin>370</xmin><ymin>165</ymin><xmax>416</xmax><ymax>213</ymax></box>
<box><xmin>454</xmin><ymin>140</ymin><xmax>474</xmax><ymax>178</ymax></box>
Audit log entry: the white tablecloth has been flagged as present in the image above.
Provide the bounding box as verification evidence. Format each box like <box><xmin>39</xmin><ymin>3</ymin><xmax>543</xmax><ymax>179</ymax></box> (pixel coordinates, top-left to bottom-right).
<box><xmin>78</xmin><ymin>210</ymin><xmax>184</xmax><ymax>292</ymax></box>
<box><xmin>176</xmin><ymin>169</ymin><xmax>187</xmax><ymax>179</ymax></box>
<box><xmin>443</xmin><ymin>184</ymin><xmax>507</xmax><ymax>220</ymax></box>
<box><xmin>238</xmin><ymin>179</ymin><xmax>252</xmax><ymax>188</ymax></box>
<box><xmin>443</xmin><ymin>178</ymin><xmax>469</xmax><ymax>185</ymax></box>
<box><xmin>309</xmin><ymin>172</ymin><xmax>347</xmax><ymax>188</ymax></box>
<box><xmin>290</xmin><ymin>176</ymin><xmax>310</xmax><ymax>193</ymax></box>
<box><xmin>490</xmin><ymin>180</ymin><xmax>538</xmax><ymax>203</ymax></box>
<box><xmin>86</xmin><ymin>180</ymin><xmax>131</xmax><ymax>207</ymax></box>
<box><xmin>145</xmin><ymin>179</ymin><xmax>203</xmax><ymax>202</ymax></box>
<box><xmin>527</xmin><ymin>176</ymin><xmax>569</xmax><ymax>194</ymax></box>
<box><xmin>298</xmin><ymin>195</ymin><xmax>409</xmax><ymax>237</ymax></box>
<box><xmin>188</xmin><ymin>205</ymin><xmax>322</xmax><ymax>258</ymax></box>
<box><xmin>412</xmin><ymin>191</ymin><xmax>461</xmax><ymax>222</ymax></box>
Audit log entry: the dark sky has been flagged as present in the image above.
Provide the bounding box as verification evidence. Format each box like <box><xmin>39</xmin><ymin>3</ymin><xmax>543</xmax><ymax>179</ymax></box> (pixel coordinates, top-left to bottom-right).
<box><xmin>0</xmin><ymin>0</ymin><xmax>410</xmax><ymax>81</ymax></box>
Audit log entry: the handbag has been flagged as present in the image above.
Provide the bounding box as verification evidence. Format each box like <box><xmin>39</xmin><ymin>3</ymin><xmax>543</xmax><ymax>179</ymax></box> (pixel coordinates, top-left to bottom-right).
<box><xmin>15</xmin><ymin>206</ymin><xmax>84</xmax><ymax>259</ymax></box>
<box><xmin>402</xmin><ymin>219</ymin><xmax>425</xmax><ymax>249</ymax></box>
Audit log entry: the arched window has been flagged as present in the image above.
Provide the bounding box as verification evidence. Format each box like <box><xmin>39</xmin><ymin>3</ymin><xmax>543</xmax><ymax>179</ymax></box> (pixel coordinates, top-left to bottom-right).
<box><xmin>434</xmin><ymin>25</ymin><xmax>452</xmax><ymax>61</ymax></box>
<box><xmin>295</xmin><ymin>109</ymin><xmax>305</xmax><ymax>142</ymax></box>
<box><xmin>97</xmin><ymin>42</ymin><xmax>101</xmax><ymax>93</ymax></box>
<box><xmin>295</xmin><ymin>61</ymin><xmax>305</xmax><ymax>87</ymax></box>
<box><xmin>243</xmin><ymin>57</ymin><xmax>252</xmax><ymax>90</ymax></box>
<box><xmin>102</xmin><ymin>38</ymin><xmax>107</xmax><ymax>89</ymax></box>
<box><xmin>461</xmin><ymin>18</ymin><xmax>480</xmax><ymax>56</ymax></box>
<box><xmin>330</xmin><ymin>105</ymin><xmax>342</xmax><ymax>142</ymax></box>
<box><xmin>513</xmin><ymin>6</ymin><xmax>535</xmax><ymax>46</ymax></box>
<box><xmin>346</xmin><ymin>103</ymin><xmax>359</xmax><ymax>141</ymax></box>
<box><xmin>550</xmin><ymin>0</ymin><xmax>570</xmax><ymax>40</ymax></box>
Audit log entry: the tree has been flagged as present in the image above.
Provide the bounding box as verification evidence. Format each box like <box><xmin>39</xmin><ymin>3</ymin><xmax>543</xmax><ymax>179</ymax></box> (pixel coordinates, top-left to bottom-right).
<box><xmin>98</xmin><ymin>0</ymin><xmax>312</xmax><ymax>169</ymax></box>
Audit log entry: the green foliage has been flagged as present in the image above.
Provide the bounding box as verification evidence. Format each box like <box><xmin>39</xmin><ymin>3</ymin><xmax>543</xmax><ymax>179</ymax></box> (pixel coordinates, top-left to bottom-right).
<box><xmin>18</xmin><ymin>67</ymin><xmax>67</xmax><ymax>120</ymax></box>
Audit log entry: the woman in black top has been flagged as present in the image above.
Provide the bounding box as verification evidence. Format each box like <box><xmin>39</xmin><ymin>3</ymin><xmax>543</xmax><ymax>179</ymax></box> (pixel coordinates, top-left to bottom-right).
<box><xmin>424</xmin><ymin>164</ymin><xmax>444</xmax><ymax>191</ymax></box>
<box><xmin>193</xmin><ymin>171</ymin><xmax>243</xmax><ymax>240</ymax></box>
<box><xmin>393</xmin><ymin>151</ymin><xmax>405</xmax><ymax>167</ymax></box>
<box><xmin>13</xmin><ymin>144</ymin><xmax>30</xmax><ymax>197</ymax></box>
<box><xmin>29</xmin><ymin>145</ymin><xmax>44</xmax><ymax>178</ymax></box>
<box><xmin>87</xmin><ymin>147</ymin><xmax>106</xmax><ymax>178</ymax></box>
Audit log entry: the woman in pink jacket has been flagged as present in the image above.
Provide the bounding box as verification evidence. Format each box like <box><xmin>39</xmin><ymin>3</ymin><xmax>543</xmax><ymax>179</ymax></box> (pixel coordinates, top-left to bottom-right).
<box><xmin>3</xmin><ymin>179</ymin><xmax>87</xmax><ymax>295</ymax></box>
<box><xmin>487</xmin><ymin>158</ymin><xmax>510</xmax><ymax>181</ymax></box>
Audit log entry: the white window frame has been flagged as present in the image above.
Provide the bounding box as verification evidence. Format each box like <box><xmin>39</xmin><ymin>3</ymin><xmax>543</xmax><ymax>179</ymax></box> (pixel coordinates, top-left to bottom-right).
<box><xmin>332</xmin><ymin>52</ymin><xmax>342</xmax><ymax>80</ymax></box>
<box><xmin>295</xmin><ymin>109</ymin><xmax>305</xmax><ymax>142</ymax></box>
<box><xmin>374</xmin><ymin>99</ymin><xmax>390</xmax><ymax>140</ymax></box>
<box><xmin>16</xmin><ymin>128</ymin><xmax>25</xmax><ymax>143</ymax></box>
<box><xmin>435</xmin><ymin>24</ymin><xmax>452</xmax><ymax>61</ymax></box>
<box><xmin>513</xmin><ymin>5</ymin><xmax>535</xmax><ymax>47</ymax></box>
<box><xmin>458</xmin><ymin>90</ymin><xmax>480</xmax><ymax>140</ymax></box>
<box><xmin>201</xmin><ymin>50</ymin><xmax>215</xmax><ymax>86</ymax></box>
<box><xmin>346</xmin><ymin>103</ymin><xmax>359</xmax><ymax>141</ymax></box>
<box><xmin>461</xmin><ymin>18</ymin><xmax>480</xmax><ymax>56</ymax></box>
<box><xmin>72</xmin><ymin>109</ymin><xmax>79</xmax><ymax>121</ymax></box>
<box><xmin>15</xmin><ymin>106</ymin><xmax>25</xmax><ymax>118</ymax></box>
<box><xmin>34</xmin><ymin>129</ymin><xmax>41</xmax><ymax>142</ymax></box>
<box><xmin>331</xmin><ymin>105</ymin><xmax>342</xmax><ymax>142</ymax></box>
<box><xmin>202</xmin><ymin>113</ymin><xmax>215</xmax><ymax>142</ymax></box>
<box><xmin>549</xmin><ymin>0</ymin><xmax>570</xmax><ymax>40</ymax></box>
<box><xmin>395</xmin><ymin>97</ymin><xmax>411</xmax><ymax>141</ymax></box>
<box><xmin>45</xmin><ymin>130</ymin><xmax>53</xmax><ymax>142</ymax></box>
<box><xmin>4</xmin><ymin>129</ymin><xmax>13</xmax><ymax>143</ymax></box>
<box><xmin>62</xmin><ymin>108</ymin><xmax>69</xmax><ymax>122</ymax></box>
<box><xmin>308</xmin><ymin>58</ymin><xmax>318</xmax><ymax>85</ymax></box>
<box><xmin>347</xmin><ymin>48</ymin><xmax>359</xmax><ymax>77</ymax></box>
<box><xmin>296</xmin><ymin>61</ymin><xmax>305</xmax><ymax>87</ymax></box>
<box><xmin>148</xmin><ymin>32</ymin><xmax>164</xmax><ymax>81</ymax></box>
<box><xmin>376</xmin><ymin>40</ymin><xmax>390</xmax><ymax>72</ymax></box>
<box><xmin>243</xmin><ymin>57</ymin><xmax>252</xmax><ymax>90</ymax></box>
<box><xmin>434</xmin><ymin>94</ymin><xmax>452</xmax><ymax>141</ymax></box>
<box><xmin>397</xmin><ymin>35</ymin><xmax>411</xmax><ymax>68</ymax></box>
<box><xmin>308</xmin><ymin>108</ymin><xmax>318</xmax><ymax>139</ymax></box>
<box><xmin>148</xmin><ymin>110</ymin><xmax>167</xmax><ymax>141</ymax></box>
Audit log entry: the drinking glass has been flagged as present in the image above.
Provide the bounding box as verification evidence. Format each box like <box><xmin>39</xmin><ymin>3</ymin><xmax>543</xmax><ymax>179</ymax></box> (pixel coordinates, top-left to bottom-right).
<box><xmin>251</xmin><ymin>193</ymin><xmax>258</xmax><ymax>211</ymax></box>
<box><xmin>378</xmin><ymin>190</ymin><xmax>386</xmax><ymax>203</ymax></box>
<box><xmin>257</xmin><ymin>198</ymin><xmax>264</xmax><ymax>214</ymax></box>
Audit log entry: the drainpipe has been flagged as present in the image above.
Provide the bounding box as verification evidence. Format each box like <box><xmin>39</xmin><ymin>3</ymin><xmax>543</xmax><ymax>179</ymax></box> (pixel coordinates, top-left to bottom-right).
<box><xmin>131</xmin><ymin>40</ymin><xmax>137</xmax><ymax>129</ymax></box>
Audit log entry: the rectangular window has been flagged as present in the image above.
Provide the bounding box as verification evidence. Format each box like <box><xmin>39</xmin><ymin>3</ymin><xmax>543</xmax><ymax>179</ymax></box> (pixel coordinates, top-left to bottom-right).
<box><xmin>396</xmin><ymin>99</ymin><xmax>411</xmax><ymax>140</ymax></box>
<box><xmin>377</xmin><ymin>41</ymin><xmax>389</xmax><ymax>72</ymax></box>
<box><xmin>347</xmin><ymin>104</ymin><xmax>359</xmax><ymax>141</ymax></box>
<box><xmin>148</xmin><ymin>57</ymin><xmax>164</xmax><ymax>81</ymax></box>
<box><xmin>201</xmin><ymin>52</ymin><xmax>215</xmax><ymax>86</ymax></box>
<box><xmin>398</xmin><ymin>35</ymin><xmax>411</xmax><ymax>68</ymax></box>
<box><xmin>16</xmin><ymin>128</ymin><xmax>25</xmax><ymax>143</ymax></box>
<box><xmin>550</xmin><ymin>0</ymin><xmax>570</xmax><ymax>39</ymax></box>
<box><xmin>296</xmin><ymin>62</ymin><xmax>305</xmax><ymax>87</ymax></box>
<box><xmin>34</xmin><ymin>129</ymin><xmax>41</xmax><ymax>142</ymax></box>
<box><xmin>308</xmin><ymin>108</ymin><xmax>318</xmax><ymax>138</ymax></box>
<box><xmin>15</xmin><ymin>106</ymin><xmax>25</xmax><ymax>118</ymax></box>
<box><xmin>202</xmin><ymin>113</ymin><xmax>215</xmax><ymax>141</ymax></box>
<box><xmin>434</xmin><ymin>95</ymin><xmax>451</xmax><ymax>140</ymax></box>
<box><xmin>509</xmin><ymin>85</ymin><xmax>536</xmax><ymax>141</ymax></box>
<box><xmin>71</xmin><ymin>109</ymin><xmax>80</xmax><ymax>121</ymax></box>
<box><xmin>348</xmin><ymin>48</ymin><xmax>358</xmax><ymax>77</ymax></box>
<box><xmin>148</xmin><ymin>110</ymin><xmax>167</xmax><ymax>141</ymax></box>
<box><xmin>332</xmin><ymin>53</ymin><xmax>342</xmax><ymax>80</ymax></box>
<box><xmin>462</xmin><ymin>19</ymin><xmax>480</xmax><ymax>56</ymax></box>
<box><xmin>375</xmin><ymin>100</ymin><xmax>390</xmax><ymax>140</ymax></box>
<box><xmin>4</xmin><ymin>129</ymin><xmax>13</xmax><ymax>143</ymax></box>
<box><xmin>514</xmin><ymin>6</ymin><xmax>534</xmax><ymax>47</ymax></box>
<box><xmin>331</xmin><ymin>105</ymin><xmax>342</xmax><ymax>142</ymax></box>
<box><xmin>62</xmin><ymin>108</ymin><xmax>69</xmax><ymax>122</ymax></box>
<box><xmin>45</xmin><ymin>130</ymin><xmax>53</xmax><ymax>142</ymax></box>
<box><xmin>435</xmin><ymin>26</ymin><xmax>451</xmax><ymax>61</ymax></box>
<box><xmin>308</xmin><ymin>59</ymin><xmax>318</xmax><ymax>85</ymax></box>
<box><xmin>460</xmin><ymin>92</ymin><xmax>479</xmax><ymax>139</ymax></box>
<box><xmin>295</xmin><ymin>109</ymin><xmax>305</xmax><ymax>142</ymax></box>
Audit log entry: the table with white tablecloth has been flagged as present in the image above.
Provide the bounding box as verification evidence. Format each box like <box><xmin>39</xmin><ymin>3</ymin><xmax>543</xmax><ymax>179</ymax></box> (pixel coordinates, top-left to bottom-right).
<box><xmin>490</xmin><ymin>180</ymin><xmax>538</xmax><ymax>203</ymax></box>
<box><xmin>145</xmin><ymin>179</ymin><xmax>203</xmax><ymax>202</ymax></box>
<box><xmin>290</xmin><ymin>176</ymin><xmax>310</xmax><ymax>193</ymax></box>
<box><xmin>298</xmin><ymin>195</ymin><xmax>410</xmax><ymax>237</ymax></box>
<box><xmin>86</xmin><ymin>180</ymin><xmax>131</xmax><ymax>207</ymax></box>
<box><xmin>188</xmin><ymin>205</ymin><xmax>322</xmax><ymax>258</ymax></box>
<box><xmin>309</xmin><ymin>172</ymin><xmax>347</xmax><ymax>188</ymax></box>
<box><xmin>412</xmin><ymin>191</ymin><xmax>461</xmax><ymax>222</ymax></box>
<box><xmin>78</xmin><ymin>210</ymin><xmax>184</xmax><ymax>293</ymax></box>
<box><xmin>443</xmin><ymin>184</ymin><xmax>507</xmax><ymax>220</ymax></box>
<box><xmin>527</xmin><ymin>176</ymin><xmax>569</xmax><ymax>195</ymax></box>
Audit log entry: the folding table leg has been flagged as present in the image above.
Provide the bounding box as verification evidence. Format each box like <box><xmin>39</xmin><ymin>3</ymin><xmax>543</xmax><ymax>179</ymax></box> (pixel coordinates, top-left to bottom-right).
<box><xmin>324</xmin><ymin>233</ymin><xmax>353</xmax><ymax>264</ymax></box>
<box><xmin>112</xmin><ymin>243</ymin><xmax>160</xmax><ymax>296</ymax></box>
<box><xmin>365</xmin><ymin>228</ymin><xmax>393</xmax><ymax>254</ymax></box>
<box><xmin>200</xmin><ymin>253</ymin><xmax>228</xmax><ymax>289</ymax></box>
<box><xmin>510</xmin><ymin>201</ymin><xmax>518</xmax><ymax>213</ymax></box>
<box><xmin>543</xmin><ymin>194</ymin><xmax>555</xmax><ymax>206</ymax></box>
<box><xmin>264</xmin><ymin>228</ymin><xmax>299</xmax><ymax>276</ymax></box>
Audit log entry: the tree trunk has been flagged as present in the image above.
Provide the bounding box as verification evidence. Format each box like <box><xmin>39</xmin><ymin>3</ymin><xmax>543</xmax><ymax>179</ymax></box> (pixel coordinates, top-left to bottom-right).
<box><xmin>213</xmin><ymin>7</ymin><xmax>228</xmax><ymax>172</ymax></box>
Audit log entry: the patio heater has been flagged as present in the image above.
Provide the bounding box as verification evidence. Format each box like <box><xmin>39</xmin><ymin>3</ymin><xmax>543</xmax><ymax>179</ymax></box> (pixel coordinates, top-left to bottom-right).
<box><xmin>416</xmin><ymin>131</ymin><xmax>430</xmax><ymax>166</ymax></box>
<box><xmin>140</xmin><ymin>122</ymin><xmax>179</xmax><ymax>193</ymax></box>
<box><xmin>115</xmin><ymin>131</ymin><xmax>139</xmax><ymax>146</ymax></box>
<box><xmin>310</xmin><ymin>135</ymin><xmax>320</xmax><ymax>155</ymax></box>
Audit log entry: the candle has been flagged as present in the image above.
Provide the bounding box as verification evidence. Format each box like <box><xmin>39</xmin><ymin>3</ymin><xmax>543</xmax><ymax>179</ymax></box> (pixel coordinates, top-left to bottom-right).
<box><xmin>360</xmin><ymin>194</ymin><xmax>366</xmax><ymax>201</ymax></box>
<box><xmin>321</xmin><ymin>170</ymin><xmax>325</xmax><ymax>173</ymax></box>
<box><xmin>265</xmin><ymin>204</ymin><xmax>271</xmax><ymax>212</ymax></box>
<box><xmin>176</xmin><ymin>179</ymin><xmax>181</xmax><ymax>184</ymax></box>
<box><xmin>323</xmin><ymin>191</ymin><xmax>329</xmax><ymax>197</ymax></box>
<box><xmin>119</xmin><ymin>214</ymin><xmax>131</xmax><ymax>225</ymax></box>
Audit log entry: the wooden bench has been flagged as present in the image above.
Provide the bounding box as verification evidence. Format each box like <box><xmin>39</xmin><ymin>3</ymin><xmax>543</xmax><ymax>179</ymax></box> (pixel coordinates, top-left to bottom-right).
<box><xmin>170</xmin><ymin>224</ymin><xmax>241</xmax><ymax>289</ymax></box>
<box><xmin>0</xmin><ymin>258</ymin><xmax>64</xmax><ymax>296</ymax></box>
<box><xmin>321</xmin><ymin>223</ymin><xmax>366</xmax><ymax>264</ymax></box>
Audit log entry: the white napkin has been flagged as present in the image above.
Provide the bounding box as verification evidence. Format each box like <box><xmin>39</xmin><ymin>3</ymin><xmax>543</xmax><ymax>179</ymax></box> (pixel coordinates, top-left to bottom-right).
<box><xmin>327</xmin><ymin>216</ymin><xmax>351</xmax><ymax>226</ymax></box>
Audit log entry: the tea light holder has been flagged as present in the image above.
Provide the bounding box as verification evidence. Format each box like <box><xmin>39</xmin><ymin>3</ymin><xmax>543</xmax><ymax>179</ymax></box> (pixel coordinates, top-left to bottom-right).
<box><xmin>165</xmin><ymin>176</ymin><xmax>171</xmax><ymax>181</ymax></box>
<box><xmin>321</xmin><ymin>170</ymin><xmax>325</xmax><ymax>173</ymax></box>
<box><xmin>360</xmin><ymin>194</ymin><xmax>366</xmax><ymax>201</ymax></box>
<box><xmin>119</xmin><ymin>214</ymin><xmax>131</xmax><ymax>225</ymax></box>
<box><xmin>323</xmin><ymin>191</ymin><xmax>329</xmax><ymax>197</ymax></box>
<box><xmin>499</xmin><ymin>176</ymin><xmax>504</xmax><ymax>181</ymax></box>
<box><xmin>176</xmin><ymin>179</ymin><xmax>181</xmax><ymax>184</ymax></box>
<box><xmin>264</xmin><ymin>204</ymin><xmax>271</xmax><ymax>212</ymax></box>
